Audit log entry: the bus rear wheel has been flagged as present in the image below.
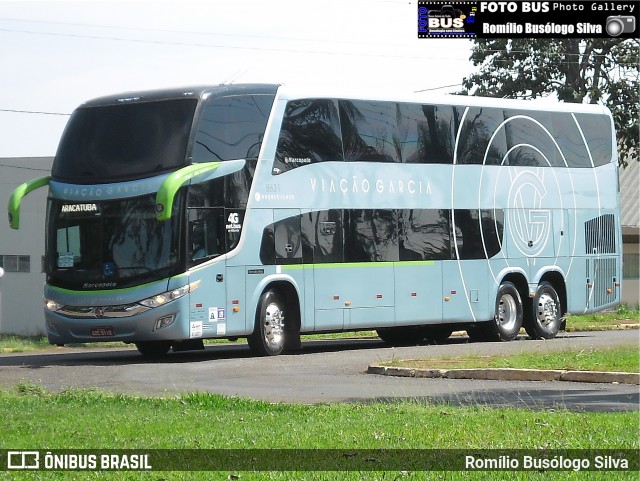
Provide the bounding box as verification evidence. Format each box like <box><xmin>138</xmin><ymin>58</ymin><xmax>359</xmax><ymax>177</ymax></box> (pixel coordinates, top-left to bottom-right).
<box><xmin>525</xmin><ymin>281</ymin><xmax>561</xmax><ymax>340</ymax></box>
<box><xmin>491</xmin><ymin>281</ymin><xmax>523</xmax><ymax>341</ymax></box>
<box><xmin>135</xmin><ymin>341</ymin><xmax>172</xmax><ymax>358</ymax></box>
<box><xmin>248</xmin><ymin>289</ymin><xmax>286</xmax><ymax>356</ymax></box>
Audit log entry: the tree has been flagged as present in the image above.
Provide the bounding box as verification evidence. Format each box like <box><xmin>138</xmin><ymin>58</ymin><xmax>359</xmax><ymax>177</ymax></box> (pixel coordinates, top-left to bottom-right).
<box><xmin>461</xmin><ymin>39</ymin><xmax>639</xmax><ymax>166</ymax></box>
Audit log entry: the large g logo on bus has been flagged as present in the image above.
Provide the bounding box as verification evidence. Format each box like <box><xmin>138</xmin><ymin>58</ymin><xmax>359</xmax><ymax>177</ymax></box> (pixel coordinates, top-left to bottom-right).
<box><xmin>507</xmin><ymin>170</ymin><xmax>552</xmax><ymax>257</ymax></box>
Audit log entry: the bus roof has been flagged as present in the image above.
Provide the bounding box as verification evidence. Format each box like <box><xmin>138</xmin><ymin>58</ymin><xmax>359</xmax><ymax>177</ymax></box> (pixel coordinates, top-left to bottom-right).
<box><xmin>79</xmin><ymin>84</ymin><xmax>280</xmax><ymax>108</ymax></box>
<box><xmin>77</xmin><ymin>83</ymin><xmax>610</xmax><ymax>117</ymax></box>
<box><xmin>276</xmin><ymin>84</ymin><xmax>611</xmax><ymax>116</ymax></box>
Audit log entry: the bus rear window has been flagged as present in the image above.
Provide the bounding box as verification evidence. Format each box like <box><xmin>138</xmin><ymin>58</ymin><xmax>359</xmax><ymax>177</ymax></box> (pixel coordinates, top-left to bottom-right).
<box><xmin>53</xmin><ymin>99</ymin><xmax>198</xmax><ymax>183</ymax></box>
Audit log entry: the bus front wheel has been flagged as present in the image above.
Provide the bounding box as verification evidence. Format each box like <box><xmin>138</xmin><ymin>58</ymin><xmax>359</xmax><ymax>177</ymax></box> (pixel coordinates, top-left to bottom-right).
<box><xmin>491</xmin><ymin>282</ymin><xmax>523</xmax><ymax>341</ymax></box>
<box><xmin>525</xmin><ymin>282</ymin><xmax>561</xmax><ymax>340</ymax></box>
<box><xmin>248</xmin><ymin>289</ymin><xmax>286</xmax><ymax>356</ymax></box>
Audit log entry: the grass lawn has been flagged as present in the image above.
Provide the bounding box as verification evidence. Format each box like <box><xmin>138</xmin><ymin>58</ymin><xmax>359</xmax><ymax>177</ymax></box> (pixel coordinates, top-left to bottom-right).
<box><xmin>0</xmin><ymin>306</ymin><xmax>637</xmax><ymax>480</ymax></box>
<box><xmin>0</xmin><ymin>385</ymin><xmax>637</xmax><ymax>480</ymax></box>
<box><xmin>384</xmin><ymin>346</ymin><xmax>640</xmax><ymax>373</ymax></box>
<box><xmin>565</xmin><ymin>305</ymin><xmax>640</xmax><ymax>331</ymax></box>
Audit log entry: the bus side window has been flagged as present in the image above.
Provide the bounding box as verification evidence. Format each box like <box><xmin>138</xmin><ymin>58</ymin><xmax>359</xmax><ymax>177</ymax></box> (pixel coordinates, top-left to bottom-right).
<box><xmin>260</xmin><ymin>214</ymin><xmax>303</xmax><ymax>265</ymax></box>
<box><xmin>301</xmin><ymin>210</ymin><xmax>344</xmax><ymax>264</ymax></box>
<box><xmin>456</xmin><ymin>107</ymin><xmax>508</xmax><ymax>165</ymax></box>
<box><xmin>273</xmin><ymin>99</ymin><xmax>343</xmax><ymax>175</ymax></box>
<box><xmin>550</xmin><ymin>112</ymin><xmax>589</xmax><ymax>168</ymax></box>
<box><xmin>339</xmin><ymin>100</ymin><xmax>399</xmax><ymax>162</ymax></box>
<box><xmin>188</xmin><ymin>178</ymin><xmax>245</xmax><ymax>266</ymax></box>
<box><xmin>345</xmin><ymin>209</ymin><xmax>399</xmax><ymax>262</ymax></box>
<box><xmin>504</xmin><ymin>110</ymin><xmax>561</xmax><ymax>167</ymax></box>
<box><xmin>187</xmin><ymin>208</ymin><xmax>225</xmax><ymax>267</ymax></box>
<box><xmin>573</xmin><ymin>113</ymin><xmax>613</xmax><ymax>167</ymax></box>
<box><xmin>399</xmin><ymin>209</ymin><xmax>451</xmax><ymax>260</ymax></box>
<box><xmin>192</xmin><ymin>94</ymin><xmax>275</xmax><ymax>163</ymax></box>
<box><xmin>402</xmin><ymin>104</ymin><xmax>456</xmax><ymax>164</ymax></box>
<box><xmin>452</xmin><ymin>209</ymin><xmax>504</xmax><ymax>260</ymax></box>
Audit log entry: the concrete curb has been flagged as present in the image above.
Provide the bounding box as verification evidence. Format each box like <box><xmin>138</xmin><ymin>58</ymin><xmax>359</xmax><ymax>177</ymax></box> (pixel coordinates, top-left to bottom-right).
<box><xmin>367</xmin><ymin>364</ymin><xmax>640</xmax><ymax>385</ymax></box>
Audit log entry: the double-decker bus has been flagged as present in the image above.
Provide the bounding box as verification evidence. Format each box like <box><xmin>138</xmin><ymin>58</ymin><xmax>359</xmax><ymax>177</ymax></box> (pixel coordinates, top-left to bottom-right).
<box><xmin>8</xmin><ymin>84</ymin><xmax>621</xmax><ymax>357</ymax></box>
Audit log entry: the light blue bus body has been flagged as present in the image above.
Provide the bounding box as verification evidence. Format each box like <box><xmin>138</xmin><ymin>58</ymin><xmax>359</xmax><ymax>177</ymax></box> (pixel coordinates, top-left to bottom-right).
<box><xmin>9</xmin><ymin>84</ymin><xmax>621</xmax><ymax>356</ymax></box>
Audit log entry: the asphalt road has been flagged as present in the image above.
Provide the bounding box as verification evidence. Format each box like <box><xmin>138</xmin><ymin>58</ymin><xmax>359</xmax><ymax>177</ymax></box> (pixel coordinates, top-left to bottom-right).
<box><xmin>0</xmin><ymin>330</ymin><xmax>638</xmax><ymax>412</ymax></box>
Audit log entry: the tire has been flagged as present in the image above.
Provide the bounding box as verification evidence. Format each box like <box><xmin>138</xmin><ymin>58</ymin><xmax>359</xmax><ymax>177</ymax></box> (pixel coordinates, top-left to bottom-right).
<box><xmin>248</xmin><ymin>289</ymin><xmax>286</xmax><ymax>356</ymax></box>
<box><xmin>135</xmin><ymin>341</ymin><xmax>172</xmax><ymax>358</ymax></box>
<box><xmin>525</xmin><ymin>281</ymin><xmax>561</xmax><ymax>340</ymax></box>
<box><xmin>491</xmin><ymin>281</ymin><xmax>523</xmax><ymax>341</ymax></box>
<box><xmin>376</xmin><ymin>327</ymin><xmax>424</xmax><ymax>346</ymax></box>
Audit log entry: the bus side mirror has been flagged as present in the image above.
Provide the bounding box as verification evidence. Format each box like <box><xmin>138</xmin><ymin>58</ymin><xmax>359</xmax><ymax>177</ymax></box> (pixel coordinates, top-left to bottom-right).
<box><xmin>8</xmin><ymin>176</ymin><xmax>51</xmax><ymax>229</ymax></box>
<box><xmin>155</xmin><ymin>163</ymin><xmax>221</xmax><ymax>222</ymax></box>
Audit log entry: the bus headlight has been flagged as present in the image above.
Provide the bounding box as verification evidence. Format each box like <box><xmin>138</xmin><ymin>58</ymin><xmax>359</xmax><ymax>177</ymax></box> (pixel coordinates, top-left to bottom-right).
<box><xmin>138</xmin><ymin>280</ymin><xmax>201</xmax><ymax>308</ymax></box>
<box><xmin>44</xmin><ymin>298</ymin><xmax>63</xmax><ymax>312</ymax></box>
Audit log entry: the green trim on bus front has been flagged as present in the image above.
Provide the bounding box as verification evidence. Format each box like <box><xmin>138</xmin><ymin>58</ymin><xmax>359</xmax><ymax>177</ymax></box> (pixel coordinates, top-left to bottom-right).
<box><xmin>282</xmin><ymin>261</ymin><xmax>436</xmax><ymax>270</ymax></box>
<box><xmin>155</xmin><ymin>162</ymin><xmax>221</xmax><ymax>221</ymax></box>
<box><xmin>47</xmin><ymin>274</ymin><xmax>188</xmax><ymax>296</ymax></box>
<box><xmin>8</xmin><ymin>176</ymin><xmax>51</xmax><ymax>229</ymax></box>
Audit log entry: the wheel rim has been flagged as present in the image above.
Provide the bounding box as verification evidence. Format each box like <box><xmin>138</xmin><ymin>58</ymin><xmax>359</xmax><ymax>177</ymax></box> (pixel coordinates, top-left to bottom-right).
<box><xmin>263</xmin><ymin>301</ymin><xmax>284</xmax><ymax>349</ymax></box>
<box><xmin>536</xmin><ymin>293</ymin><xmax>558</xmax><ymax>327</ymax></box>
<box><xmin>497</xmin><ymin>293</ymin><xmax>518</xmax><ymax>331</ymax></box>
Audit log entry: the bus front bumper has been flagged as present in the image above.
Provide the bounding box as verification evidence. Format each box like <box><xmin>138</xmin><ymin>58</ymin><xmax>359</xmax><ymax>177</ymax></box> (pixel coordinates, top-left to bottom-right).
<box><xmin>44</xmin><ymin>296</ymin><xmax>191</xmax><ymax>345</ymax></box>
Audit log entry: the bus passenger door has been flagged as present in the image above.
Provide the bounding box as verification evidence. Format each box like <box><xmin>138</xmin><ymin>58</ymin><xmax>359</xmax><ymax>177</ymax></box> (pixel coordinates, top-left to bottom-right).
<box><xmin>185</xmin><ymin>206</ymin><xmax>228</xmax><ymax>339</ymax></box>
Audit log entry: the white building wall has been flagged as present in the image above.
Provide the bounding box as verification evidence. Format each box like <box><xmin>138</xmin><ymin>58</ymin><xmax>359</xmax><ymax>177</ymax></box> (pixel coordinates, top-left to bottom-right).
<box><xmin>619</xmin><ymin>158</ymin><xmax>639</xmax><ymax>307</ymax></box>
<box><xmin>622</xmin><ymin>237</ymin><xmax>639</xmax><ymax>307</ymax></box>
<box><xmin>0</xmin><ymin>157</ymin><xmax>52</xmax><ymax>335</ymax></box>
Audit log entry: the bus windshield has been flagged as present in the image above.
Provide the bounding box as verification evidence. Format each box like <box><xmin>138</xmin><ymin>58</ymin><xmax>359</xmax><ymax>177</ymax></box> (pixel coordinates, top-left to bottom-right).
<box><xmin>53</xmin><ymin>99</ymin><xmax>198</xmax><ymax>183</ymax></box>
<box><xmin>46</xmin><ymin>193</ymin><xmax>183</xmax><ymax>290</ymax></box>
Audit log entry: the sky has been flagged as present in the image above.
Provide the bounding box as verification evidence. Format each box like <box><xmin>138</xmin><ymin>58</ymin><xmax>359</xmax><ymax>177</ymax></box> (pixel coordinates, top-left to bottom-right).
<box><xmin>0</xmin><ymin>0</ymin><xmax>476</xmax><ymax>158</ymax></box>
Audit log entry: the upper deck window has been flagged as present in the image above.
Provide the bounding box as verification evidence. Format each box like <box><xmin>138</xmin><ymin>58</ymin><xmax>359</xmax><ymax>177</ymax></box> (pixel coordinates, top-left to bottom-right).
<box><xmin>53</xmin><ymin>99</ymin><xmax>198</xmax><ymax>183</ymax></box>
<box><xmin>192</xmin><ymin>94</ymin><xmax>275</xmax><ymax>163</ymax></box>
<box><xmin>573</xmin><ymin>113</ymin><xmax>613</xmax><ymax>167</ymax></box>
<box><xmin>339</xmin><ymin>100</ymin><xmax>457</xmax><ymax>164</ymax></box>
<box><xmin>274</xmin><ymin>99</ymin><xmax>343</xmax><ymax>175</ymax></box>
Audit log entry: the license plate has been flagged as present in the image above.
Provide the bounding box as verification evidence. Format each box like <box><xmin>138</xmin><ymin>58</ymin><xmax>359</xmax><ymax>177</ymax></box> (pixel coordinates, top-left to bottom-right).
<box><xmin>90</xmin><ymin>326</ymin><xmax>114</xmax><ymax>337</ymax></box>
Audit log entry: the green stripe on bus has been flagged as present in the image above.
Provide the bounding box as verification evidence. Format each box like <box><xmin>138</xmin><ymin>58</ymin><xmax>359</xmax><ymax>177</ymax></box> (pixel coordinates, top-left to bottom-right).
<box><xmin>156</xmin><ymin>162</ymin><xmax>221</xmax><ymax>221</ymax></box>
<box><xmin>282</xmin><ymin>261</ymin><xmax>435</xmax><ymax>271</ymax></box>
<box><xmin>8</xmin><ymin>176</ymin><xmax>51</xmax><ymax>229</ymax></box>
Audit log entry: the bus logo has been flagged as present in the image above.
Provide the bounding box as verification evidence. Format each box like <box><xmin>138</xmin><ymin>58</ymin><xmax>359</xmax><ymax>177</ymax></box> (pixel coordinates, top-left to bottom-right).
<box><xmin>507</xmin><ymin>170</ymin><xmax>552</xmax><ymax>257</ymax></box>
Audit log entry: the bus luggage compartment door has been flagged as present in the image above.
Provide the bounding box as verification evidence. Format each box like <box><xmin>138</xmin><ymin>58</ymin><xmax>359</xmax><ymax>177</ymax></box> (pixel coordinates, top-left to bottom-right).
<box><xmin>394</xmin><ymin>261</ymin><xmax>443</xmax><ymax>326</ymax></box>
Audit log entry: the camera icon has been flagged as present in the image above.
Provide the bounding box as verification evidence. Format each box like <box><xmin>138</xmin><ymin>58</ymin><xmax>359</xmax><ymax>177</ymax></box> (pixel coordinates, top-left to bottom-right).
<box><xmin>606</xmin><ymin>16</ymin><xmax>636</xmax><ymax>36</ymax></box>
